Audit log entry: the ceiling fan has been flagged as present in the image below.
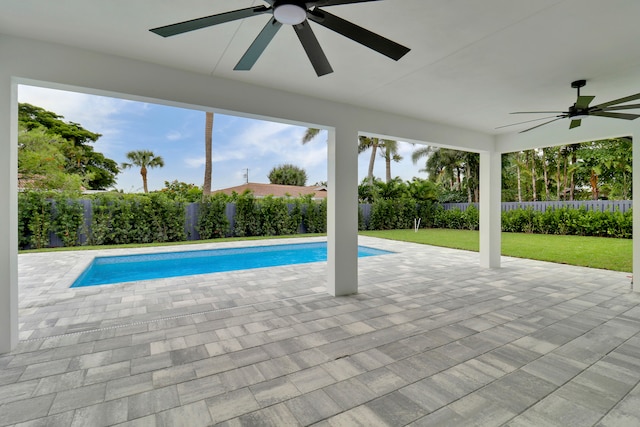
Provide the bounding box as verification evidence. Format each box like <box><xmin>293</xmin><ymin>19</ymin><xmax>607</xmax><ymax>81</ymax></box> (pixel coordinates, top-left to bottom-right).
<box><xmin>150</xmin><ymin>0</ymin><xmax>411</xmax><ymax>77</ymax></box>
<box><xmin>498</xmin><ymin>80</ymin><xmax>640</xmax><ymax>133</ymax></box>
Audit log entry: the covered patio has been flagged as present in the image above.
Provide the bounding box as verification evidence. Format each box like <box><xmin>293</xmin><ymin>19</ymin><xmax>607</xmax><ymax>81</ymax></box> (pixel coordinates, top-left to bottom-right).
<box><xmin>1</xmin><ymin>236</ymin><xmax>639</xmax><ymax>425</ymax></box>
<box><xmin>2</xmin><ymin>0</ymin><xmax>640</xmax><ymax>424</ymax></box>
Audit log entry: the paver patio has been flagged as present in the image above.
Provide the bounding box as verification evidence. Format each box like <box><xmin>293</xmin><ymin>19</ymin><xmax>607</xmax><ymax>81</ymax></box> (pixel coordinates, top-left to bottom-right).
<box><xmin>2</xmin><ymin>236</ymin><xmax>640</xmax><ymax>426</ymax></box>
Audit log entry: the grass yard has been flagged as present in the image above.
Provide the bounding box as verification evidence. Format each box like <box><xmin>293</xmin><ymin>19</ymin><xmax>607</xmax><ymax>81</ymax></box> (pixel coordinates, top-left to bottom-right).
<box><xmin>23</xmin><ymin>229</ymin><xmax>631</xmax><ymax>272</ymax></box>
<box><xmin>360</xmin><ymin>229</ymin><xmax>632</xmax><ymax>272</ymax></box>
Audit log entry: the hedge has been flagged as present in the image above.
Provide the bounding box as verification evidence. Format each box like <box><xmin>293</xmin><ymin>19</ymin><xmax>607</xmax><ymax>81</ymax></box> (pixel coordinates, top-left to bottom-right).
<box><xmin>17</xmin><ymin>191</ymin><xmax>632</xmax><ymax>250</ymax></box>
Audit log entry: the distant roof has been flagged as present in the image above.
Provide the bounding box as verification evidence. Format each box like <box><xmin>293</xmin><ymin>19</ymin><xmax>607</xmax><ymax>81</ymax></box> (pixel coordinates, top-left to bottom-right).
<box><xmin>212</xmin><ymin>183</ymin><xmax>327</xmax><ymax>199</ymax></box>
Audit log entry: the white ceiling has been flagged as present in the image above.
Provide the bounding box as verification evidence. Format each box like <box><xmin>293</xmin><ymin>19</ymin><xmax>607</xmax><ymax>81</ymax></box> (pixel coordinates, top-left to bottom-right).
<box><xmin>2</xmin><ymin>0</ymin><xmax>640</xmax><ymax>135</ymax></box>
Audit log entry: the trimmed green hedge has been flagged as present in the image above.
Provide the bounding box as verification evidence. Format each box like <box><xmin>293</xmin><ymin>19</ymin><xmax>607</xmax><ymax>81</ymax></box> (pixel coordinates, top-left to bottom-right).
<box><xmin>17</xmin><ymin>190</ymin><xmax>632</xmax><ymax>250</ymax></box>
<box><xmin>434</xmin><ymin>205</ymin><xmax>631</xmax><ymax>238</ymax></box>
<box><xmin>196</xmin><ymin>194</ymin><xmax>230</xmax><ymax>239</ymax></box>
<box><xmin>502</xmin><ymin>207</ymin><xmax>632</xmax><ymax>238</ymax></box>
<box><xmin>89</xmin><ymin>192</ymin><xmax>186</xmax><ymax>245</ymax></box>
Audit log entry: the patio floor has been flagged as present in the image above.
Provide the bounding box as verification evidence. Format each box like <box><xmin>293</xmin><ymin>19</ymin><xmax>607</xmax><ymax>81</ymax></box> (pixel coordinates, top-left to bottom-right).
<box><xmin>2</xmin><ymin>236</ymin><xmax>640</xmax><ymax>426</ymax></box>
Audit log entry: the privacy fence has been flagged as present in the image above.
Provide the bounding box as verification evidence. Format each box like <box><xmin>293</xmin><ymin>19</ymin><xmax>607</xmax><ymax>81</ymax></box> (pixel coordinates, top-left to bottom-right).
<box><xmin>442</xmin><ymin>200</ymin><xmax>632</xmax><ymax>213</ymax></box>
<box><xmin>18</xmin><ymin>192</ymin><xmax>632</xmax><ymax>250</ymax></box>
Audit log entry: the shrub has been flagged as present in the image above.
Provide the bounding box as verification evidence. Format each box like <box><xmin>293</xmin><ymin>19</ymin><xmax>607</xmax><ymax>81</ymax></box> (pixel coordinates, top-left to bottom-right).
<box><xmin>260</xmin><ymin>196</ymin><xmax>296</xmax><ymax>236</ymax></box>
<box><xmin>197</xmin><ymin>194</ymin><xmax>230</xmax><ymax>239</ymax></box>
<box><xmin>502</xmin><ymin>208</ymin><xmax>538</xmax><ymax>233</ymax></box>
<box><xmin>463</xmin><ymin>204</ymin><xmax>479</xmax><ymax>230</ymax></box>
<box><xmin>18</xmin><ymin>190</ymin><xmax>52</xmax><ymax>249</ymax></box>
<box><xmin>303</xmin><ymin>198</ymin><xmax>327</xmax><ymax>233</ymax></box>
<box><xmin>433</xmin><ymin>207</ymin><xmax>465</xmax><ymax>230</ymax></box>
<box><xmin>233</xmin><ymin>191</ymin><xmax>261</xmax><ymax>237</ymax></box>
<box><xmin>52</xmin><ymin>193</ymin><xmax>84</xmax><ymax>247</ymax></box>
<box><xmin>369</xmin><ymin>198</ymin><xmax>417</xmax><ymax>230</ymax></box>
<box><xmin>87</xmin><ymin>193</ymin><xmax>185</xmax><ymax>245</ymax></box>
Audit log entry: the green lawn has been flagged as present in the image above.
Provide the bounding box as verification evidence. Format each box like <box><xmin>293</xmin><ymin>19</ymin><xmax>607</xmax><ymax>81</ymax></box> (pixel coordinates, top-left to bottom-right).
<box><xmin>360</xmin><ymin>229</ymin><xmax>632</xmax><ymax>272</ymax></box>
<box><xmin>22</xmin><ymin>229</ymin><xmax>631</xmax><ymax>273</ymax></box>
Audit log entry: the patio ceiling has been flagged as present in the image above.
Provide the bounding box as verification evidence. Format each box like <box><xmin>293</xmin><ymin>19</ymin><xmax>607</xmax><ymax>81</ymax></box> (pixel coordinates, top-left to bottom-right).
<box><xmin>2</xmin><ymin>0</ymin><xmax>640</xmax><ymax>135</ymax></box>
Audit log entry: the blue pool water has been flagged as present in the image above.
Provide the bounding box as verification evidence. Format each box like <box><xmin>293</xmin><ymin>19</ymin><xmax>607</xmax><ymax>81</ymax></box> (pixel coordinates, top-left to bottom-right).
<box><xmin>71</xmin><ymin>242</ymin><xmax>392</xmax><ymax>287</ymax></box>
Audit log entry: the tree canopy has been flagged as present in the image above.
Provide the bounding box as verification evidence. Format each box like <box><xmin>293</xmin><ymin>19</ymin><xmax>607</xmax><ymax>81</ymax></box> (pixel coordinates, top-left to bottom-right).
<box><xmin>18</xmin><ymin>103</ymin><xmax>119</xmax><ymax>190</ymax></box>
<box><xmin>268</xmin><ymin>164</ymin><xmax>308</xmax><ymax>186</ymax></box>
<box><xmin>412</xmin><ymin>138</ymin><xmax>632</xmax><ymax>203</ymax></box>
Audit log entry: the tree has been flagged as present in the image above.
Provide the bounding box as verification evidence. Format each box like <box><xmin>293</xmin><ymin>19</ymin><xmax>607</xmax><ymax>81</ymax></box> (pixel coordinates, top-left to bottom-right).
<box><xmin>301</xmin><ymin>128</ymin><xmax>322</xmax><ymax>144</ymax></box>
<box><xmin>121</xmin><ymin>150</ymin><xmax>165</xmax><ymax>193</ymax></box>
<box><xmin>18</xmin><ymin>103</ymin><xmax>118</xmax><ymax>189</ymax></box>
<box><xmin>414</xmin><ymin>146</ymin><xmax>479</xmax><ymax>202</ymax></box>
<box><xmin>357</xmin><ymin>136</ymin><xmax>380</xmax><ymax>186</ymax></box>
<box><xmin>379</xmin><ymin>139</ymin><xmax>402</xmax><ymax>183</ymax></box>
<box><xmin>160</xmin><ymin>180</ymin><xmax>202</xmax><ymax>202</ymax></box>
<box><xmin>203</xmin><ymin>112</ymin><xmax>213</xmax><ymax>196</ymax></box>
<box><xmin>268</xmin><ymin>164</ymin><xmax>308</xmax><ymax>186</ymax></box>
<box><xmin>17</xmin><ymin>125</ymin><xmax>86</xmax><ymax>191</ymax></box>
<box><xmin>301</xmin><ymin>128</ymin><xmax>401</xmax><ymax>186</ymax></box>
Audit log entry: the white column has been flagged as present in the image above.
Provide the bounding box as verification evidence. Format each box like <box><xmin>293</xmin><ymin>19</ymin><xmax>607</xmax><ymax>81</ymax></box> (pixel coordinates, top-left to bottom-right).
<box><xmin>633</xmin><ymin>133</ymin><xmax>640</xmax><ymax>292</ymax></box>
<box><xmin>326</xmin><ymin>126</ymin><xmax>358</xmax><ymax>296</ymax></box>
<box><xmin>479</xmin><ymin>150</ymin><xmax>502</xmax><ymax>268</ymax></box>
<box><xmin>0</xmin><ymin>75</ymin><xmax>18</xmax><ymax>353</ymax></box>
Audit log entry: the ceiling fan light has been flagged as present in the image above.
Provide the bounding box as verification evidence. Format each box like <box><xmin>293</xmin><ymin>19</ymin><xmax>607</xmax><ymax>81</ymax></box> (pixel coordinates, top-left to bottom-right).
<box><xmin>274</xmin><ymin>4</ymin><xmax>307</xmax><ymax>25</ymax></box>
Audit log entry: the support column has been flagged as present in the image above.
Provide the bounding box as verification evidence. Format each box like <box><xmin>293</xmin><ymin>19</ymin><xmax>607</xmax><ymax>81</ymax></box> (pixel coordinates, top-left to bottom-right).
<box><xmin>479</xmin><ymin>150</ymin><xmax>502</xmax><ymax>268</ymax></box>
<box><xmin>633</xmin><ymin>132</ymin><xmax>639</xmax><ymax>291</ymax></box>
<box><xmin>326</xmin><ymin>126</ymin><xmax>358</xmax><ymax>296</ymax></box>
<box><xmin>0</xmin><ymin>74</ymin><xmax>18</xmax><ymax>353</ymax></box>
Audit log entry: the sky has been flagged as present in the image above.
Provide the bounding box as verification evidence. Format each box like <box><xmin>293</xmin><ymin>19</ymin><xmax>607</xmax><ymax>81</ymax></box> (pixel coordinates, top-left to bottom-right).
<box><xmin>18</xmin><ymin>85</ymin><xmax>428</xmax><ymax>192</ymax></box>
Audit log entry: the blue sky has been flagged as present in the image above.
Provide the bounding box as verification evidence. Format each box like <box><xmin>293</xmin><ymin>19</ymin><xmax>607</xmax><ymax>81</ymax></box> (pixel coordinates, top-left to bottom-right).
<box><xmin>18</xmin><ymin>85</ymin><xmax>426</xmax><ymax>192</ymax></box>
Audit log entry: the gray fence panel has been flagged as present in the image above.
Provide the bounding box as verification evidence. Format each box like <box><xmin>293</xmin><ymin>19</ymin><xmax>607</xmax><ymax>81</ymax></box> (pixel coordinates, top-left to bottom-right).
<box><xmin>80</xmin><ymin>199</ymin><xmax>92</xmax><ymax>245</ymax></box>
<box><xmin>360</xmin><ymin>204</ymin><xmax>371</xmax><ymax>229</ymax></box>
<box><xmin>441</xmin><ymin>203</ymin><xmax>478</xmax><ymax>212</ymax></box>
<box><xmin>226</xmin><ymin>203</ymin><xmax>236</xmax><ymax>235</ymax></box>
<box><xmin>444</xmin><ymin>200</ymin><xmax>631</xmax><ymax>213</ymax></box>
<box><xmin>185</xmin><ymin>203</ymin><xmax>200</xmax><ymax>240</ymax></box>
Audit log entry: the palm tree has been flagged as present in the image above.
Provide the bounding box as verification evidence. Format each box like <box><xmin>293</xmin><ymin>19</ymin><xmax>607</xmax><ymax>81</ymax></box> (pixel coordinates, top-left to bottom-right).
<box><xmin>302</xmin><ymin>128</ymin><xmax>374</xmax><ymax>186</ymax></box>
<box><xmin>203</xmin><ymin>112</ymin><xmax>214</xmax><ymax>196</ymax></box>
<box><xmin>121</xmin><ymin>150</ymin><xmax>165</xmax><ymax>193</ymax></box>
<box><xmin>301</xmin><ymin>128</ymin><xmax>400</xmax><ymax>185</ymax></box>
<box><xmin>379</xmin><ymin>140</ymin><xmax>402</xmax><ymax>183</ymax></box>
<box><xmin>301</xmin><ymin>128</ymin><xmax>321</xmax><ymax>144</ymax></box>
<box><xmin>357</xmin><ymin>136</ymin><xmax>380</xmax><ymax>186</ymax></box>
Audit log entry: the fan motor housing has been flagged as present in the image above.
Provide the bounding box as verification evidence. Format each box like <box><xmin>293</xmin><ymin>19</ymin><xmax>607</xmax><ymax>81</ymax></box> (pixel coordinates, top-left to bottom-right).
<box><xmin>273</xmin><ymin>1</ymin><xmax>308</xmax><ymax>25</ymax></box>
<box><xmin>571</xmin><ymin>79</ymin><xmax>586</xmax><ymax>89</ymax></box>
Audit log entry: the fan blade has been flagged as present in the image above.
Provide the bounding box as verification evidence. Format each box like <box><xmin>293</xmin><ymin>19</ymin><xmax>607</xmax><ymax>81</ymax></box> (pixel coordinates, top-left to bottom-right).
<box><xmin>293</xmin><ymin>21</ymin><xmax>333</xmax><ymax>76</ymax></box>
<box><xmin>575</xmin><ymin>95</ymin><xmax>595</xmax><ymax>109</ymax></box>
<box><xmin>150</xmin><ymin>6</ymin><xmax>270</xmax><ymax>37</ymax></box>
<box><xmin>600</xmin><ymin>103</ymin><xmax>640</xmax><ymax>111</ymax></box>
<box><xmin>590</xmin><ymin>111</ymin><xmax>640</xmax><ymax>120</ymax></box>
<box><xmin>495</xmin><ymin>115</ymin><xmax>562</xmax><ymax>129</ymax></box>
<box><xmin>569</xmin><ymin>119</ymin><xmax>581</xmax><ymax>129</ymax></box>
<box><xmin>235</xmin><ymin>19</ymin><xmax>282</xmax><ymax>71</ymax></box>
<box><xmin>308</xmin><ymin>9</ymin><xmax>410</xmax><ymax>60</ymax></box>
<box><xmin>520</xmin><ymin>117</ymin><xmax>564</xmax><ymax>133</ymax></box>
<box><xmin>314</xmin><ymin>0</ymin><xmax>381</xmax><ymax>6</ymax></box>
<box><xmin>591</xmin><ymin>93</ymin><xmax>640</xmax><ymax>110</ymax></box>
<box><xmin>510</xmin><ymin>111</ymin><xmax>565</xmax><ymax>114</ymax></box>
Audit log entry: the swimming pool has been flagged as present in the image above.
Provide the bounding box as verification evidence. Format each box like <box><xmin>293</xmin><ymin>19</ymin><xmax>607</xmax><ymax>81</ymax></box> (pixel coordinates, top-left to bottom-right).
<box><xmin>71</xmin><ymin>242</ymin><xmax>392</xmax><ymax>287</ymax></box>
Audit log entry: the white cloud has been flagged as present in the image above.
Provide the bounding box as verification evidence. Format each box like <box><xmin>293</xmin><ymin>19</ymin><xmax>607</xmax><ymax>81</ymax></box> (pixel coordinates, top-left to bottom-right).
<box><xmin>212</xmin><ymin>151</ymin><xmax>247</xmax><ymax>163</ymax></box>
<box><xmin>166</xmin><ymin>131</ymin><xmax>183</xmax><ymax>141</ymax></box>
<box><xmin>184</xmin><ymin>157</ymin><xmax>206</xmax><ymax>168</ymax></box>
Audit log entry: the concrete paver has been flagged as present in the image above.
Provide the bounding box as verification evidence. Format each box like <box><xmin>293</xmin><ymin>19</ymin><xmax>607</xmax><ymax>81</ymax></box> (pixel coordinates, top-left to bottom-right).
<box><xmin>1</xmin><ymin>236</ymin><xmax>639</xmax><ymax>426</ymax></box>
